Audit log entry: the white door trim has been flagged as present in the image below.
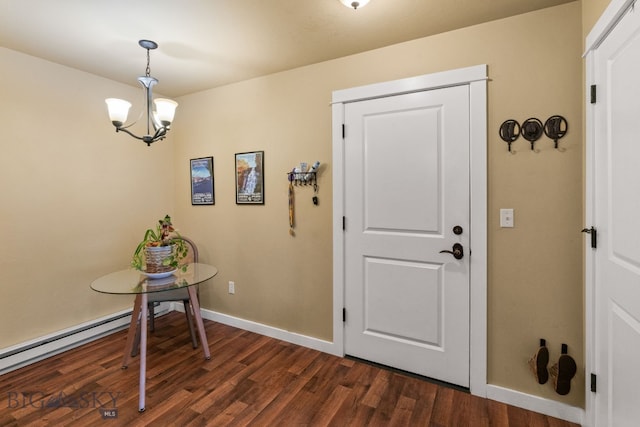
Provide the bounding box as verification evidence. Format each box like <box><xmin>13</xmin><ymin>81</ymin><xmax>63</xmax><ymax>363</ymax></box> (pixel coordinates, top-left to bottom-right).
<box><xmin>332</xmin><ymin>64</ymin><xmax>488</xmax><ymax>396</ymax></box>
<box><xmin>584</xmin><ymin>0</ymin><xmax>636</xmax><ymax>54</ymax></box>
<box><xmin>585</xmin><ymin>1</ymin><xmax>637</xmax><ymax>426</ymax></box>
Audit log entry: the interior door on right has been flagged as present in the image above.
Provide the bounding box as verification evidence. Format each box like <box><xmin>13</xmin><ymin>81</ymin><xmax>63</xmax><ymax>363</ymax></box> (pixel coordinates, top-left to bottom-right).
<box><xmin>592</xmin><ymin>5</ymin><xmax>640</xmax><ymax>426</ymax></box>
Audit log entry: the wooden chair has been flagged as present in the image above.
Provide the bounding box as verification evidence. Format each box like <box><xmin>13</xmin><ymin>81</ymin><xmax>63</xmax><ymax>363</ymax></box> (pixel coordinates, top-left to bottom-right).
<box><xmin>132</xmin><ymin>236</ymin><xmax>199</xmax><ymax>356</ymax></box>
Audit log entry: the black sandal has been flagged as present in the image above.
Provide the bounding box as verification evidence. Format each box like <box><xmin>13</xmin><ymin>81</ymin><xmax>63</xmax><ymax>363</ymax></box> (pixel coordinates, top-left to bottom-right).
<box><xmin>549</xmin><ymin>344</ymin><xmax>577</xmax><ymax>395</ymax></box>
<box><xmin>528</xmin><ymin>338</ymin><xmax>549</xmax><ymax>384</ymax></box>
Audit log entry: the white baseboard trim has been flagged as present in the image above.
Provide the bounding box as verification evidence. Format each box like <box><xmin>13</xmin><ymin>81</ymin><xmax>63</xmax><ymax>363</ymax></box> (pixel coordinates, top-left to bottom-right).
<box><xmin>486</xmin><ymin>384</ymin><xmax>584</xmax><ymax>425</ymax></box>
<box><xmin>0</xmin><ymin>309</ymin><xmax>133</xmax><ymax>376</ymax></box>
<box><xmin>0</xmin><ymin>303</ymin><xmax>173</xmax><ymax>376</ymax></box>
<box><xmin>171</xmin><ymin>303</ymin><xmax>340</xmax><ymax>357</ymax></box>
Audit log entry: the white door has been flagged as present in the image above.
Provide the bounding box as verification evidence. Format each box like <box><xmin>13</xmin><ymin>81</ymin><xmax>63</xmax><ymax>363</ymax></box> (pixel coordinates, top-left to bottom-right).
<box><xmin>343</xmin><ymin>85</ymin><xmax>470</xmax><ymax>387</ymax></box>
<box><xmin>591</xmin><ymin>5</ymin><xmax>640</xmax><ymax>426</ymax></box>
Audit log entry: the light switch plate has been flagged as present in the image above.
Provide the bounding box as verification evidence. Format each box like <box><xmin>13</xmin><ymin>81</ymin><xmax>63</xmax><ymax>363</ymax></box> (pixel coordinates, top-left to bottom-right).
<box><xmin>500</xmin><ymin>208</ymin><xmax>514</xmax><ymax>228</ymax></box>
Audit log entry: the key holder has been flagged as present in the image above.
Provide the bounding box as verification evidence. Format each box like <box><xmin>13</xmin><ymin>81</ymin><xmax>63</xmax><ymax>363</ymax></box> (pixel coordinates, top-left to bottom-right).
<box><xmin>287</xmin><ymin>171</ymin><xmax>316</xmax><ymax>186</ymax></box>
<box><xmin>544</xmin><ymin>115</ymin><xmax>568</xmax><ymax>149</ymax></box>
<box><xmin>522</xmin><ymin>118</ymin><xmax>543</xmax><ymax>152</ymax></box>
<box><xmin>286</xmin><ymin>161</ymin><xmax>321</xmax><ymax>237</ymax></box>
<box><xmin>499</xmin><ymin>119</ymin><xmax>520</xmax><ymax>153</ymax></box>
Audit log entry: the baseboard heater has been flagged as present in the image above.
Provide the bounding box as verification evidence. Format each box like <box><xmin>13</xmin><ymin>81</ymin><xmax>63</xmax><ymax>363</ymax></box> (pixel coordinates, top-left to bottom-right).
<box><xmin>0</xmin><ymin>303</ymin><xmax>170</xmax><ymax>376</ymax></box>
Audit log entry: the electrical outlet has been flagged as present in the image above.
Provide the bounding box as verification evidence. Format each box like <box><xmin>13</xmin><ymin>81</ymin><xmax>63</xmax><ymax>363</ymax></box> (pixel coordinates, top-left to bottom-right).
<box><xmin>228</xmin><ymin>281</ymin><xmax>235</xmax><ymax>294</ymax></box>
<box><xmin>500</xmin><ymin>208</ymin><xmax>514</xmax><ymax>228</ymax></box>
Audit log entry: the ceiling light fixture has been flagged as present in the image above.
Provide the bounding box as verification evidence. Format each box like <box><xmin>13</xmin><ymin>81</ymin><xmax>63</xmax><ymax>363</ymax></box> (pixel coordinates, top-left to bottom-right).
<box><xmin>105</xmin><ymin>40</ymin><xmax>177</xmax><ymax>146</ymax></box>
<box><xmin>339</xmin><ymin>0</ymin><xmax>370</xmax><ymax>10</ymax></box>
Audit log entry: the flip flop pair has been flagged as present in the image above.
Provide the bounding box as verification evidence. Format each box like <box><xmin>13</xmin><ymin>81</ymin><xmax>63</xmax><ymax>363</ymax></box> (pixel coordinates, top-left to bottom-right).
<box><xmin>528</xmin><ymin>340</ymin><xmax>577</xmax><ymax>395</ymax></box>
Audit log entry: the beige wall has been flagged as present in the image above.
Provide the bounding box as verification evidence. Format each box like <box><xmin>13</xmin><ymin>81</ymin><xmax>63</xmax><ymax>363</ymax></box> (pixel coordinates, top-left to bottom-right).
<box><xmin>2</xmin><ymin>0</ymin><xmax>587</xmax><ymax>409</ymax></box>
<box><xmin>175</xmin><ymin>2</ymin><xmax>585</xmax><ymax>407</ymax></box>
<box><xmin>172</xmin><ymin>75</ymin><xmax>335</xmax><ymax>336</ymax></box>
<box><xmin>0</xmin><ymin>47</ymin><xmax>176</xmax><ymax>346</ymax></box>
<box><xmin>583</xmin><ymin>0</ymin><xmax>612</xmax><ymax>40</ymax></box>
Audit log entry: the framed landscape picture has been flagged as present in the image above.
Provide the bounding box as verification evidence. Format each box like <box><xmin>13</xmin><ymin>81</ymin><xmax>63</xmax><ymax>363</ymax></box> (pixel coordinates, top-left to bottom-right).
<box><xmin>190</xmin><ymin>157</ymin><xmax>214</xmax><ymax>205</ymax></box>
<box><xmin>235</xmin><ymin>151</ymin><xmax>264</xmax><ymax>204</ymax></box>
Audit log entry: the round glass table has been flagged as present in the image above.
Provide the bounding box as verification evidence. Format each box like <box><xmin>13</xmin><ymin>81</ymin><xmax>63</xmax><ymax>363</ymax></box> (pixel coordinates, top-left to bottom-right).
<box><xmin>91</xmin><ymin>262</ymin><xmax>218</xmax><ymax>295</ymax></box>
<box><xmin>91</xmin><ymin>263</ymin><xmax>218</xmax><ymax>412</ymax></box>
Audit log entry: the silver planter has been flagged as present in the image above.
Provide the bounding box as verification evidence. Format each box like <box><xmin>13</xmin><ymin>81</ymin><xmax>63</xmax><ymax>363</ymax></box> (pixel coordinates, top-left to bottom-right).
<box><xmin>144</xmin><ymin>245</ymin><xmax>174</xmax><ymax>273</ymax></box>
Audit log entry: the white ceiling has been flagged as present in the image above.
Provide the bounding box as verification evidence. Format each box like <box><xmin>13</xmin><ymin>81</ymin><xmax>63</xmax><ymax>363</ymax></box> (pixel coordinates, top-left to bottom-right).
<box><xmin>1</xmin><ymin>0</ymin><xmax>575</xmax><ymax>98</ymax></box>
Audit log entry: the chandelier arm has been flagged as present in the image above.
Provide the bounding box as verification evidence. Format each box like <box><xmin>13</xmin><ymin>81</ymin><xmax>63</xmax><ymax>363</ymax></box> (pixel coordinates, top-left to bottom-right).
<box><xmin>146</xmin><ymin>86</ymin><xmax>163</xmax><ymax>134</ymax></box>
<box><xmin>138</xmin><ymin>76</ymin><xmax>160</xmax><ymax>134</ymax></box>
<box><xmin>115</xmin><ymin>126</ymin><xmax>167</xmax><ymax>147</ymax></box>
<box><xmin>114</xmin><ymin>77</ymin><xmax>152</xmax><ymax>131</ymax></box>
<box><xmin>115</xmin><ymin>126</ymin><xmax>146</xmax><ymax>141</ymax></box>
<box><xmin>119</xmin><ymin>86</ymin><xmax>148</xmax><ymax>130</ymax></box>
<box><xmin>150</xmin><ymin>106</ymin><xmax>163</xmax><ymax>132</ymax></box>
<box><xmin>118</xmin><ymin>116</ymin><xmax>140</xmax><ymax>131</ymax></box>
<box><xmin>151</xmin><ymin>127</ymin><xmax>167</xmax><ymax>141</ymax></box>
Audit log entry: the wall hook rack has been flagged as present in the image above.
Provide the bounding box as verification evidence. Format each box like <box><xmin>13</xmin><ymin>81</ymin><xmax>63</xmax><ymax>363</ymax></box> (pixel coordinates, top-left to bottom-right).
<box><xmin>287</xmin><ymin>171</ymin><xmax>317</xmax><ymax>186</ymax></box>
<box><xmin>522</xmin><ymin>118</ymin><xmax>543</xmax><ymax>151</ymax></box>
<box><xmin>287</xmin><ymin>161</ymin><xmax>321</xmax><ymax>236</ymax></box>
<box><xmin>499</xmin><ymin>119</ymin><xmax>520</xmax><ymax>152</ymax></box>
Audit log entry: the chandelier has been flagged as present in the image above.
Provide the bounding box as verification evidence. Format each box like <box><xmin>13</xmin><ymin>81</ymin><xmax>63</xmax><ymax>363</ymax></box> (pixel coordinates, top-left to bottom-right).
<box><xmin>105</xmin><ymin>40</ymin><xmax>178</xmax><ymax>146</ymax></box>
<box><xmin>339</xmin><ymin>0</ymin><xmax>370</xmax><ymax>9</ymax></box>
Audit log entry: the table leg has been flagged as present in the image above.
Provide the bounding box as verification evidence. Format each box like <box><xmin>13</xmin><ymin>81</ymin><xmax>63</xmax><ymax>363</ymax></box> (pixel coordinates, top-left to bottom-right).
<box><xmin>138</xmin><ymin>293</ymin><xmax>148</xmax><ymax>412</ymax></box>
<box><xmin>121</xmin><ymin>295</ymin><xmax>142</xmax><ymax>369</ymax></box>
<box><xmin>187</xmin><ymin>286</ymin><xmax>210</xmax><ymax>360</ymax></box>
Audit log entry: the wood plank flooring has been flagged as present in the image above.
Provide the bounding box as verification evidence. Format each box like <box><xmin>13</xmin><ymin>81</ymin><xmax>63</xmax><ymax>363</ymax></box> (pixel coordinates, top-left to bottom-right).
<box><xmin>0</xmin><ymin>312</ymin><xmax>580</xmax><ymax>426</ymax></box>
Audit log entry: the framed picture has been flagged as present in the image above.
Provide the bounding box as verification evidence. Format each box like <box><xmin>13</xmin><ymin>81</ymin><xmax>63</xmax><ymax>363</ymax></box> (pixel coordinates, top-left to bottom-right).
<box><xmin>235</xmin><ymin>151</ymin><xmax>264</xmax><ymax>204</ymax></box>
<box><xmin>190</xmin><ymin>157</ymin><xmax>215</xmax><ymax>205</ymax></box>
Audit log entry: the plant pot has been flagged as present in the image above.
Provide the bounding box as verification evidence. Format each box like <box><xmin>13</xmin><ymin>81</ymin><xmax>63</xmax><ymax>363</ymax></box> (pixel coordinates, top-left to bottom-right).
<box><xmin>144</xmin><ymin>245</ymin><xmax>174</xmax><ymax>273</ymax></box>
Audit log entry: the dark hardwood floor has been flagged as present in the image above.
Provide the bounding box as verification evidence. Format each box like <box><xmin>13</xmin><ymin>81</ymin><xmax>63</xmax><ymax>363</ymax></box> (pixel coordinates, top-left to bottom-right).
<box><xmin>0</xmin><ymin>312</ymin><xmax>580</xmax><ymax>426</ymax></box>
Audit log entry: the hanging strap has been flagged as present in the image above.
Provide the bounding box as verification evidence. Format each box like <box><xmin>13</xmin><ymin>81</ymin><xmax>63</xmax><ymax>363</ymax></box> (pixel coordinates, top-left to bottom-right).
<box><xmin>288</xmin><ymin>179</ymin><xmax>295</xmax><ymax>236</ymax></box>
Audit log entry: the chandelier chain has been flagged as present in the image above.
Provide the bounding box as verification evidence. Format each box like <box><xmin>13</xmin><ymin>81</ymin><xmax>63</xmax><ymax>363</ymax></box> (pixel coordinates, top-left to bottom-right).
<box><xmin>145</xmin><ymin>49</ymin><xmax>151</xmax><ymax>77</ymax></box>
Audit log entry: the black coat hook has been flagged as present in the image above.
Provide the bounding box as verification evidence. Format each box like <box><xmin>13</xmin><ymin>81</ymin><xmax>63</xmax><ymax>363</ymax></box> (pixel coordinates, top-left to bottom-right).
<box><xmin>499</xmin><ymin>119</ymin><xmax>520</xmax><ymax>152</ymax></box>
<box><xmin>522</xmin><ymin>118</ymin><xmax>543</xmax><ymax>151</ymax></box>
<box><xmin>544</xmin><ymin>115</ymin><xmax>568</xmax><ymax>149</ymax></box>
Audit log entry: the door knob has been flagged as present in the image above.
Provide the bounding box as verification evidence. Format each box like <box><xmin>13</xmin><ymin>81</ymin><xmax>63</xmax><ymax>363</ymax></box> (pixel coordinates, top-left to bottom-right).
<box><xmin>440</xmin><ymin>243</ymin><xmax>464</xmax><ymax>260</ymax></box>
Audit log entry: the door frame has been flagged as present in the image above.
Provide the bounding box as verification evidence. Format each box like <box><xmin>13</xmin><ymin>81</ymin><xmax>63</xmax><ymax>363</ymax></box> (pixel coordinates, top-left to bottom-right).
<box><xmin>331</xmin><ymin>64</ymin><xmax>488</xmax><ymax>396</ymax></box>
<box><xmin>584</xmin><ymin>1</ymin><xmax>637</xmax><ymax>425</ymax></box>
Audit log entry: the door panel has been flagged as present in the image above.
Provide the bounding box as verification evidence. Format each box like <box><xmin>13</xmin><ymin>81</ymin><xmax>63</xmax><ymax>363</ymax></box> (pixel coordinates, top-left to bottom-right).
<box><xmin>609</xmin><ymin>303</ymin><xmax>640</xmax><ymax>427</ymax></box>
<box><xmin>593</xmin><ymin>6</ymin><xmax>640</xmax><ymax>426</ymax></box>
<box><xmin>364</xmin><ymin>257</ymin><xmax>441</xmax><ymax>345</ymax></box>
<box><xmin>364</xmin><ymin>107</ymin><xmax>441</xmax><ymax>232</ymax></box>
<box><xmin>344</xmin><ymin>85</ymin><xmax>470</xmax><ymax>387</ymax></box>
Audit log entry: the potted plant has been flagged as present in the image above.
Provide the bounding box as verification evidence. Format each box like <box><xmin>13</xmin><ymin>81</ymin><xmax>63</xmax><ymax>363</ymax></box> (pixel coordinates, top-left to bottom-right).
<box><xmin>131</xmin><ymin>215</ymin><xmax>188</xmax><ymax>274</ymax></box>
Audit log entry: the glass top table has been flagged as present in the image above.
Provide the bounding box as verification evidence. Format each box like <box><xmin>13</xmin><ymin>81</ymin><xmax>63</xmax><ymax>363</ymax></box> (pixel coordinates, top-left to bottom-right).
<box><xmin>90</xmin><ymin>262</ymin><xmax>218</xmax><ymax>412</ymax></box>
<box><xmin>90</xmin><ymin>262</ymin><xmax>218</xmax><ymax>295</ymax></box>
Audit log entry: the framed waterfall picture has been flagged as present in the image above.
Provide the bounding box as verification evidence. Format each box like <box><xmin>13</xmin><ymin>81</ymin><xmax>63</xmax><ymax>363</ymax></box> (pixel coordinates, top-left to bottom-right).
<box><xmin>190</xmin><ymin>157</ymin><xmax>215</xmax><ymax>205</ymax></box>
<box><xmin>235</xmin><ymin>151</ymin><xmax>264</xmax><ymax>204</ymax></box>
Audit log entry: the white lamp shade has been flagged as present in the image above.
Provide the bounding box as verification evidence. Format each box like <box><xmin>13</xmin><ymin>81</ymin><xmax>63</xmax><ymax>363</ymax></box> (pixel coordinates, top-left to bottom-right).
<box><xmin>105</xmin><ymin>98</ymin><xmax>132</xmax><ymax>126</ymax></box>
<box><xmin>340</xmin><ymin>0</ymin><xmax>370</xmax><ymax>9</ymax></box>
<box><xmin>154</xmin><ymin>98</ymin><xmax>178</xmax><ymax>126</ymax></box>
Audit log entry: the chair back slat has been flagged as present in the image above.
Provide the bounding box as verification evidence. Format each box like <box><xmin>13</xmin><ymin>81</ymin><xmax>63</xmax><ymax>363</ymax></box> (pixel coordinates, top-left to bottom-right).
<box><xmin>179</xmin><ymin>236</ymin><xmax>198</xmax><ymax>264</ymax></box>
